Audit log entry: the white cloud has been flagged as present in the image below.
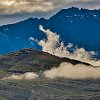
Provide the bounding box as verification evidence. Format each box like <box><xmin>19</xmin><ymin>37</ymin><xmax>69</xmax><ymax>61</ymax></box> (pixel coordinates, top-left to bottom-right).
<box><xmin>44</xmin><ymin>62</ymin><xmax>100</xmax><ymax>79</ymax></box>
<box><xmin>0</xmin><ymin>0</ymin><xmax>15</xmax><ymax>6</ymax></box>
<box><xmin>2</xmin><ymin>72</ymin><xmax>38</xmax><ymax>80</ymax></box>
<box><xmin>0</xmin><ymin>0</ymin><xmax>54</xmax><ymax>14</ymax></box>
<box><xmin>35</xmin><ymin>25</ymin><xmax>100</xmax><ymax>66</ymax></box>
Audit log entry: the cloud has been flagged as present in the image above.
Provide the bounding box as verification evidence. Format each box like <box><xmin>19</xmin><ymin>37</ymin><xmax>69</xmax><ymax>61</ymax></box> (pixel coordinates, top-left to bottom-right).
<box><xmin>29</xmin><ymin>25</ymin><xmax>100</xmax><ymax>80</ymax></box>
<box><xmin>33</xmin><ymin>25</ymin><xmax>100</xmax><ymax>66</ymax></box>
<box><xmin>0</xmin><ymin>0</ymin><xmax>54</xmax><ymax>14</ymax></box>
<box><xmin>44</xmin><ymin>62</ymin><xmax>100</xmax><ymax>79</ymax></box>
<box><xmin>0</xmin><ymin>0</ymin><xmax>100</xmax><ymax>14</ymax></box>
<box><xmin>2</xmin><ymin>72</ymin><xmax>38</xmax><ymax>80</ymax></box>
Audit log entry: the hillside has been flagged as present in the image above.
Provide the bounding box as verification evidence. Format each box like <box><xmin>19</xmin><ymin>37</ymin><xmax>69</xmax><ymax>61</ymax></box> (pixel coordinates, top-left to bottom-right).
<box><xmin>0</xmin><ymin>48</ymin><xmax>91</xmax><ymax>73</ymax></box>
<box><xmin>0</xmin><ymin>49</ymin><xmax>100</xmax><ymax>100</ymax></box>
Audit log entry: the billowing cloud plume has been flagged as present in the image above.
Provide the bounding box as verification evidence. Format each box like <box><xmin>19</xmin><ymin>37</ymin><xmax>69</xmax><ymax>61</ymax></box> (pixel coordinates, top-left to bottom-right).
<box><xmin>0</xmin><ymin>0</ymin><xmax>100</xmax><ymax>14</ymax></box>
<box><xmin>2</xmin><ymin>72</ymin><xmax>38</xmax><ymax>80</ymax></box>
<box><xmin>34</xmin><ymin>25</ymin><xmax>100</xmax><ymax>66</ymax></box>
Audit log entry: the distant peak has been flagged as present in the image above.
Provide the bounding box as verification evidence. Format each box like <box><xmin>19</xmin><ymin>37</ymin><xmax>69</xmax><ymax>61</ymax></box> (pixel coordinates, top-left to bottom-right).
<box><xmin>68</xmin><ymin>7</ymin><xmax>79</xmax><ymax>10</ymax></box>
<box><xmin>49</xmin><ymin>7</ymin><xmax>100</xmax><ymax>20</ymax></box>
<box><xmin>28</xmin><ymin>17</ymin><xmax>34</xmax><ymax>20</ymax></box>
<box><xmin>60</xmin><ymin>7</ymin><xmax>79</xmax><ymax>12</ymax></box>
<box><xmin>61</xmin><ymin>7</ymin><xmax>98</xmax><ymax>11</ymax></box>
<box><xmin>25</xmin><ymin>17</ymin><xmax>37</xmax><ymax>21</ymax></box>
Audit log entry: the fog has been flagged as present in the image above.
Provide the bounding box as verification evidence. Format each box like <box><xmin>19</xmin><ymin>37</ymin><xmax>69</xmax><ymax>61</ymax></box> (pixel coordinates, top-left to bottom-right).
<box><xmin>44</xmin><ymin>62</ymin><xmax>100</xmax><ymax>79</ymax></box>
<box><xmin>2</xmin><ymin>72</ymin><xmax>38</xmax><ymax>80</ymax></box>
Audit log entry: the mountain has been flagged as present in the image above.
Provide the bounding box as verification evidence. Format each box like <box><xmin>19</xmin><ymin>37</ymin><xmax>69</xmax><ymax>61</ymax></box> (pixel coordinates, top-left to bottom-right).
<box><xmin>47</xmin><ymin>7</ymin><xmax>100</xmax><ymax>51</ymax></box>
<box><xmin>0</xmin><ymin>48</ymin><xmax>91</xmax><ymax>73</ymax></box>
<box><xmin>0</xmin><ymin>7</ymin><xmax>100</xmax><ymax>55</ymax></box>
<box><xmin>0</xmin><ymin>18</ymin><xmax>46</xmax><ymax>54</ymax></box>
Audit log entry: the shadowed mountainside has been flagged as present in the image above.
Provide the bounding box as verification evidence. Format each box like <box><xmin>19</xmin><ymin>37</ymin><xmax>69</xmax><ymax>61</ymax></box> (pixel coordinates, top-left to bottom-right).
<box><xmin>0</xmin><ymin>7</ymin><xmax>100</xmax><ymax>55</ymax></box>
<box><xmin>0</xmin><ymin>48</ymin><xmax>91</xmax><ymax>73</ymax></box>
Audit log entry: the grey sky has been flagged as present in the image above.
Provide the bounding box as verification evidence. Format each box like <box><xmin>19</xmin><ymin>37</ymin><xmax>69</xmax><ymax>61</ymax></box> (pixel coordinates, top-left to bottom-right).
<box><xmin>0</xmin><ymin>0</ymin><xmax>100</xmax><ymax>25</ymax></box>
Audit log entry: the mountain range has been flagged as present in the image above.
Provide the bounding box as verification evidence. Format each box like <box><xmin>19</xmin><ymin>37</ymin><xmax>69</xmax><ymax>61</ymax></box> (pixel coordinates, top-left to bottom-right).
<box><xmin>0</xmin><ymin>7</ymin><xmax>100</xmax><ymax>100</ymax></box>
<box><xmin>0</xmin><ymin>7</ymin><xmax>100</xmax><ymax>55</ymax></box>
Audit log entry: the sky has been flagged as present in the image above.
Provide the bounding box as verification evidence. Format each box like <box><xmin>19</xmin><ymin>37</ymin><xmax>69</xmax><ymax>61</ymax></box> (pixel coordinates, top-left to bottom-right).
<box><xmin>0</xmin><ymin>0</ymin><xmax>100</xmax><ymax>26</ymax></box>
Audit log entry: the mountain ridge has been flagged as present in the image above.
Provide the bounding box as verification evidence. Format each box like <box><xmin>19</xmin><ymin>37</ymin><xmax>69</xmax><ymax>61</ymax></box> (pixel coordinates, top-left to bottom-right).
<box><xmin>0</xmin><ymin>48</ymin><xmax>92</xmax><ymax>73</ymax></box>
<box><xmin>0</xmin><ymin>7</ymin><xmax>100</xmax><ymax>55</ymax></box>
<box><xmin>0</xmin><ymin>7</ymin><xmax>100</xmax><ymax>27</ymax></box>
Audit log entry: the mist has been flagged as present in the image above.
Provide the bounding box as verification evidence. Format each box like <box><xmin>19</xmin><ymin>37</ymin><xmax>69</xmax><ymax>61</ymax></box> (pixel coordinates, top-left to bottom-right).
<box><xmin>2</xmin><ymin>72</ymin><xmax>38</xmax><ymax>80</ymax></box>
<box><xmin>44</xmin><ymin>62</ymin><xmax>100</xmax><ymax>79</ymax></box>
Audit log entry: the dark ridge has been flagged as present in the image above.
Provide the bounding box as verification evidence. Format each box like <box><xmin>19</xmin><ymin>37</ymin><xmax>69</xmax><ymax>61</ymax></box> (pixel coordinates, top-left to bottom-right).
<box><xmin>0</xmin><ymin>48</ymin><xmax>93</xmax><ymax>73</ymax></box>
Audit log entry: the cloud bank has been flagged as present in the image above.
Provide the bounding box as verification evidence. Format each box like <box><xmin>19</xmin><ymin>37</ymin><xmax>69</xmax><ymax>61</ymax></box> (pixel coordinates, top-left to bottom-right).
<box><xmin>44</xmin><ymin>62</ymin><xmax>100</xmax><ymax>79</ymax></box>
<box><xmin>0</xmin><ymin>0</ymin><xmax>100</xmax><ymax>14</ymax></box>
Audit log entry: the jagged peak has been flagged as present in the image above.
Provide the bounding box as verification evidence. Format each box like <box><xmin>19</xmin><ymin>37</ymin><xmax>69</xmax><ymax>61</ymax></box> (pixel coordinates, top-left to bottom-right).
<box><xmin>49</xmin><ymin>7</ymin><xmax>100</xmax><ymax>20</ymax></box>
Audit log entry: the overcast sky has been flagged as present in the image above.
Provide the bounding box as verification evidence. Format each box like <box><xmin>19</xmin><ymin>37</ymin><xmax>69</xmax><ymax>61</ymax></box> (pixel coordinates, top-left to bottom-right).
<box><xmin>0</xmin><ymin>0</ymin><xmax>100</xmax><ymax>26</ymax></box>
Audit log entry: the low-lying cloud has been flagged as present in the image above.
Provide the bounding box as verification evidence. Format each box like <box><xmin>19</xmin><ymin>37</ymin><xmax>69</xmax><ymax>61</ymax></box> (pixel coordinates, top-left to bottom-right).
<box><xmin>2</xmin><ymin>72</ymin><xmax>38</xmax><ymax>80</ymax></box>
<box><xmin>44</xmin><ymin>62</ymin><xmax>100</xmax><ymax>79</ymax></box>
